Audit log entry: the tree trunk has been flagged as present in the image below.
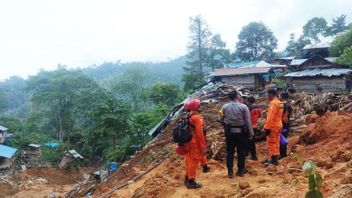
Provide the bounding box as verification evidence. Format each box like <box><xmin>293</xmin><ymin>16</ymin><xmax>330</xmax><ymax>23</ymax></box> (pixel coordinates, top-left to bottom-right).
<box><xmin>58</xmin><ymin>111</ymin><xmax>64</xmax><ymax>142</ymax></box>
<box><xmin>197</xmin><ymin>19</ymin><xmax>203</xmax><ymax>76</ymax></box>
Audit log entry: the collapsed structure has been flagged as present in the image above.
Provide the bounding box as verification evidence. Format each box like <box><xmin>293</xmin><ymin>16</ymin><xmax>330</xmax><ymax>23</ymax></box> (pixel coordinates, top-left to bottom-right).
<box><xmin>0</xmin><ymin>125</ymin><xmax>17</xmax><ymax>176</ymax></box>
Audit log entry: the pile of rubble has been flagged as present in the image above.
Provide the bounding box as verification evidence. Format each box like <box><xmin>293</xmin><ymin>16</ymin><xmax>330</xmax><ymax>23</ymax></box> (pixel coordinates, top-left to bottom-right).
<box><xmin>292</xmin><ymin>93</ymin><xmax>352</xmax><ymax>115</ymax></box>
<box><xmin>63</xmin><ymin>84</ymin><xmax>352</xmax><ymax>197</ymax></box>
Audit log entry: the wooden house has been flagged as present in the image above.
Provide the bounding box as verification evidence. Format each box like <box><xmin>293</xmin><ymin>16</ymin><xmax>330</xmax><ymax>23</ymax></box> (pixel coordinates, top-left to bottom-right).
<box><xmin>0</xmin><ymin>144</ymin><xmax>17</xmax><ymax>176</ymax></box>
<box><xmin>209</xmin><ymin>62</ymin><xmax>285</xmax><ymax>91</ymax></box>
<box><xmin>21</xmin><ymin>144</ymin><xmax>42</xmax><ymax>167</ymax></box>
<box><xmin>285</xmin><ymin>55</ymin><xmax>352</xmax><ymax>93</ymax></box>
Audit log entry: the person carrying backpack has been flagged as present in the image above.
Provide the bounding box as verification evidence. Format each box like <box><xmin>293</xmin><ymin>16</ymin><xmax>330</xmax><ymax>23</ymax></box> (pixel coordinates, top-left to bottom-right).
<box><xmin>183</xmin><ymin>101</ymin><xmax>210</xmax><ymax>174</ymax></box>
<box><xmin>183</xmin><ymin>99</ymin><xmax>207</xmax><ymax>189</ymax></box>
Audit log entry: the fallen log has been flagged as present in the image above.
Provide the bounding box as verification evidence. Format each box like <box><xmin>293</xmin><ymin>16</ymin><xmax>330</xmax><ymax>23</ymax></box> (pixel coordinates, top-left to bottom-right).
<box><xmin>340</xmin><ymin>101</ymin><xmax>352</xmax><ymax>111</ymax></box>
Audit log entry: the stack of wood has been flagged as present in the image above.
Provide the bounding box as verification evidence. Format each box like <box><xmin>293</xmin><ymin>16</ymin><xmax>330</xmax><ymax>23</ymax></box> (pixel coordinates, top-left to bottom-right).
<box><xmin>292</xmin><ymin>93</ymin><xmax>352</xmax><ymax>115</ymax></box>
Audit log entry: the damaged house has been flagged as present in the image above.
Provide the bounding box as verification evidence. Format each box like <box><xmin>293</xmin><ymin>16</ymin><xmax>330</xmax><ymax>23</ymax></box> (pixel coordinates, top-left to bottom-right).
<box><xmin>21</xmin><ymin>144</ymin><xmax>42</xmax><ymax>167</ymax></box>
<box><xmin>0</xmin><ymin>125</ymin><xmax>17</xmax><ymax>176</ymax></box>
<box><xmin>0</xmin><ymin>144</ymin><xmax>17</xmax><ymax>176</ymax></box>
<box><xmin>210</xmin><ymin>61</ymin><xmax>285</xmax><ymax>91</ymax></box>
<box><xmin>285</xmin><ymin>42</ymin><xmax>352</xmax><ymax>93</ymax></box>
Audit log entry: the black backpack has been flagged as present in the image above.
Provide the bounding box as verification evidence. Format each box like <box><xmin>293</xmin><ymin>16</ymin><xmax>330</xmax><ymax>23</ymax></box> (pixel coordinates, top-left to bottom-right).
<box><xmin>173</xmin><ymin>113</ymin><xmax>194</xmax><ymax>144</ymax></box>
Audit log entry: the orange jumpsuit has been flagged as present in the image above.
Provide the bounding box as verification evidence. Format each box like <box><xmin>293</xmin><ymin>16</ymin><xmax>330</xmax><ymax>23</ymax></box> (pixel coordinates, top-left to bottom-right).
<box><xmin>263</xmin><ymin>97</ymin><xmax>284</xmax><ymax>156</ymax></box>
<box><xmin>184</xmin><ymin>112</ymin><xmax>206</xmax><ymax>180</ymax></box>
<box><xmin>199</xmin><ymin>116</ymin><xmax>208</xmax><ymax>166</ymax></box>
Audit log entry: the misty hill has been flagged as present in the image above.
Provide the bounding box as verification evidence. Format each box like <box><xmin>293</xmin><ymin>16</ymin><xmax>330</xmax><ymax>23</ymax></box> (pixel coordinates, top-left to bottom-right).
<box><xmin>0</xmin><ymin>56</ymin><xmax>186</xmax><ymax>115</ymax></box>
<box><xmin>82</xmin><ymin>56</ymin><xmax>186</xmax><ymax>87</ymax></box>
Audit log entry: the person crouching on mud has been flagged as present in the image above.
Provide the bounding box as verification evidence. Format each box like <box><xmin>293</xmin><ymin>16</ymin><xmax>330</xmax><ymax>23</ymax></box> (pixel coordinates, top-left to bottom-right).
<box><xmin>220</xmin><ymin>91</ymin><xmax>254</xmax><ymax>178</ymax></box>
<box><xmin>184</xmin><ymin>99</ymin><xmax>208</xmax><ymax>189</ymax></box>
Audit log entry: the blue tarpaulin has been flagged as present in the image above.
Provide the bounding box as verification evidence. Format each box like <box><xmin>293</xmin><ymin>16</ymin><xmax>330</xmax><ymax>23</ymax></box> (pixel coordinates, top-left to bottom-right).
<box><xmin>44</xmin><ymin>142</ymin><xmax>60</xmax><ymax>148</ymax></box>
<box><xmin>0</xmin><ymin>144</ymin><xmax>17</xmax><ymax>158</ymax></box>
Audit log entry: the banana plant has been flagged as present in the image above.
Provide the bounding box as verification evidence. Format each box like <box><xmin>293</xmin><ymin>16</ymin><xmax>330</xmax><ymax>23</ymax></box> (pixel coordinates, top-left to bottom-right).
<box><xmin>302</xmin><ymin>160</ymin><xmax>324</xmax><ymax>198</ymax></box>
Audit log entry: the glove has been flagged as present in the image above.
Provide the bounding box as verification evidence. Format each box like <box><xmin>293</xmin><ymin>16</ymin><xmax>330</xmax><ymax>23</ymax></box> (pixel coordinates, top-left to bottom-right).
<box><xmin>263</xmin><ymin>129</ymin><xmax>270</xmax><ymax>136</ymax></box>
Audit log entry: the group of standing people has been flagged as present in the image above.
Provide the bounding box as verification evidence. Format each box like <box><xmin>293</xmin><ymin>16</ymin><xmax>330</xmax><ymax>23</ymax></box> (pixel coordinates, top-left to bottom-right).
<box><xmin>181</xmin><ymin>88</ymin><xmax>292</xmax><ymax>189</ymax></box>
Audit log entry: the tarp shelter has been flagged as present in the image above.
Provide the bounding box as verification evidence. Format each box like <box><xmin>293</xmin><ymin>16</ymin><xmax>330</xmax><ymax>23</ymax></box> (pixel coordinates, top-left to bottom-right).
<box><xmin>0</xmin><ymin>144</ymin><xmax>17</xmax><ymax>159</ymax></box>
<box><xmin>44</xmin><ymin>142</ymin><xmax>60</xmax><ymax>148</ymax></box>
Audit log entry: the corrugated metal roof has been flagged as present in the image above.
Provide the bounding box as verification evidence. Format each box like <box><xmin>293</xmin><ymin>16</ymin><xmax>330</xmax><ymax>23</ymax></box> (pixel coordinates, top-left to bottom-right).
<box><xmin>285</xmin><ymin>68</ymin><xmax>352</xmax><ymax>77</ymax></box>
<box><xmin>290</xmin><ymin>59</ymin><xmax>307</xmax><ymax>66</ymax></box>
<box><xmin>210</xmin><ymin>67</ymin><xmax>272</xmax><ymax>77</ymax></box>
<box><xmin>68</xmin><ymin>149</ymin><xmax>83</xmax><ymax>159</ymax></box>
<box><xmin>28</xmin><ymin>144</ymin><xmax>41</xmax><ymax>148</ymax></box>
<box><xmin>303</xmin><ymin>42</ymin><xmax>331</xmax><ymax>49</ymax></box>
<box><xmin>274</xmin><ymin>56</ymin><xmax>295</xmax><ymax>60</ymax></box>
<box><xmin>0</xmin><ymin>125</ymin><xmax>8</xmax><ymax>131</ymax></box>
<box><xmin>0</xmin><ymin>144</ymin><xmax>17</xmax><ymax>158</ymax></box>
<box><xmin>325</xmin><ymin>57</ymin><xmax>338</xmax><ymax>63</ymax></box>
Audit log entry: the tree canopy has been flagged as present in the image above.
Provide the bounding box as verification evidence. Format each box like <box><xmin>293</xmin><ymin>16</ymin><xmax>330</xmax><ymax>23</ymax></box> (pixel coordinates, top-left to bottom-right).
<box><xmin>235</xmin><ymin>22</ymin><xmax>277</xmax><ymax>61</ymax></box>
<box><xmin>302</xmin><ymin>17</ymin><xmax>328</xmax><ymax>43</ymax></box>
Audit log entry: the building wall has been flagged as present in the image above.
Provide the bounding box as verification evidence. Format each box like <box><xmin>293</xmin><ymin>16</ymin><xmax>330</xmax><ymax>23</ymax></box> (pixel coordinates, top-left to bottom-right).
<box><xmin>221</xmin><ymin>75</ymin><xmax>255</xmax><ymax>89</ymax></box>
<box><xmin>292</xmin><ymin>77</ymin><xmax>346</xmax><ymax>93</ymax></box>
<box><xmin>0</xmin><ymin>131</ymin><xmax>7</xmax><ymax>144</ymax></box>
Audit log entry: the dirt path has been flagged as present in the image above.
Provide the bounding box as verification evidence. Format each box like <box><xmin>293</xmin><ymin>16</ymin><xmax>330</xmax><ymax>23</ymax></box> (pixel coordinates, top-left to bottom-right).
<box><xmin>110</xmin><ymin>140</ymin><xmax>309</xmax><ymax>198</ymax></box>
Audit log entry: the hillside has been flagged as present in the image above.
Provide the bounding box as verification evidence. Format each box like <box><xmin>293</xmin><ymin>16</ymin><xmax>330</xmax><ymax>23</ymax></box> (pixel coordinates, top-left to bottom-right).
<box><xmin>82</xmin><ymin>56</ymin><xmax>186</xmax><ymax>87</ymax></box>
<box><xmin>63</xmin><ymin>94</ymin><xmax>352</xmax><ymax>198</ymax></box>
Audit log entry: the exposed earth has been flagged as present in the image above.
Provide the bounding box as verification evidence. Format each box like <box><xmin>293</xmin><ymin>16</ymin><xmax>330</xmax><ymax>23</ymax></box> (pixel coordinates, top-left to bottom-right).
<box><xmin>1</xmin><ymin>95</ymin><xmax>352</xmax><ymax>198</ymax></box>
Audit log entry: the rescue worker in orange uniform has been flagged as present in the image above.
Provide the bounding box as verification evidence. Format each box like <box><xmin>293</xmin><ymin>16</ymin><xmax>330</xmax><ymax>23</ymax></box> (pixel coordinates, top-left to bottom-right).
<box><xmin>199</xmin><ymin>115</ymin><xmax>210</xmax><ymax>173</ymax></box>
<box><xmin>184</xmin><ymin>101</ymin><xmax>210</xmax><ymax>175</ymax></box>
<box><xmin>263</xmin><ymin>89</ymin><xmax>284</xmax><ymax>166</ymax></box>
<box><xmin>184</xmin><ymin>99</ymin><xmax>207</xmax><ymax>189</ymax></box>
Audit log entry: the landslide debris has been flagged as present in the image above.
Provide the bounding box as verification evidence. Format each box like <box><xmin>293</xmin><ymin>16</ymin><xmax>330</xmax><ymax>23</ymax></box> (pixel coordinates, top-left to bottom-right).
<box><xmin>67</xmin><ymin>93</ymin><xmax>352</xmax><ymax>198</ymax></box>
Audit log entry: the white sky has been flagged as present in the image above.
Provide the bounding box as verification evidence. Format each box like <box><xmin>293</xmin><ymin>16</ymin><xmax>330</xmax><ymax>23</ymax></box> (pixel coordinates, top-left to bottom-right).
<box><xmin>0</xmin><ymin>0</ymin><xmax>351</xmax><ymax>80</ymax></box>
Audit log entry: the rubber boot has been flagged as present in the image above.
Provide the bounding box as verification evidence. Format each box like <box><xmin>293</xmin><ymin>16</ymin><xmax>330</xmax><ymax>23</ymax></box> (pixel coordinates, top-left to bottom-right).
<box><xmin>184</xmin><ymin>176</ymin><xmax>188</xmax><ymax>185</ymax></box>
<box><xmin>236</xmin><ymin>170</ymin><xmax>244</xmax><ymax>177</ymax></box>
<box><xmin>264</xmin><ymin>156</ymin><xmax>279</xmax><ymax>167</ymax></box>
<box><xmin>186</xmin><ymin>179</ymin><xmax>202</xmax><ymax>189</ymax></box>
<box><xmin>228</xmin><ymin>170</ymin><xmax>234</xmax><ymax>178</ymax></box>
<box><xmin>271</xmin><ymin>155</ymin><xmax>279</xmax><ymax>165</ymax></box>
<box><xmin>202</xmin><ymin>165</ymin><xmax>210</xmax><ymax>173</ymax></box>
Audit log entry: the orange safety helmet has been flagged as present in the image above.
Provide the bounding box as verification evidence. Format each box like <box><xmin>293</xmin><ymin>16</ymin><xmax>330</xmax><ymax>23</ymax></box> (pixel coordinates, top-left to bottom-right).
<box><xmin>187</xmin><ymin>99</ymin><xmax>201</xmax><ymax>111</ymax></box>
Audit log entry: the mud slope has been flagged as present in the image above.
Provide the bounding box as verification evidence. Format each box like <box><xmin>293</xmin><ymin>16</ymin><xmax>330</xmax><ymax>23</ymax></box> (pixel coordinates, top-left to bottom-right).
<box><xmin>94</xmin><ymin>100</ymin><xmax>352</xmax><ymax>198</ymax></box>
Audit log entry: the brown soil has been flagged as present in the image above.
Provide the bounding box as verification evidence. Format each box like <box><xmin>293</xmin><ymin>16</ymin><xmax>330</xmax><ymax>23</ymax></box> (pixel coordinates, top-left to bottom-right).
<box><xmin>0</xmin><ymin>167</ymin><xmax>89</xmax><ymax>198</ymax></box>
<box><xmin>4</xmin><ymin>95</ymin><xmax>352</xmax><ymax>198</ymax></box>
<box><xmin>91</xmin><ymin>100</ymin><xmax>352</xmax><ymax>198</ymax></box>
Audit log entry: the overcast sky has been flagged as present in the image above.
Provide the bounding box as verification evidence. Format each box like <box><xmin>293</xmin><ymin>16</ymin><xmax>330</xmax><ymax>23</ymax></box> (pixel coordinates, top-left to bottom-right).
<box><xmin>0</xmin><ymin>0</ymin><xmax>351</xmax><ymax>80</ymax></box>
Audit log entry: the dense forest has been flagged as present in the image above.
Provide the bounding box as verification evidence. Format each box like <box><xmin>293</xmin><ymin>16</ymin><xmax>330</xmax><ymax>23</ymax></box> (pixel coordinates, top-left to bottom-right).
<box><xmin>0</xmin><ymin>14</ymin><xmax>351</xmax><ymax>166</ymax></box>
<box><xmin>0</xmin><ymin>61</ymin><xmax>185</xmax><ymax>164</ymax></box>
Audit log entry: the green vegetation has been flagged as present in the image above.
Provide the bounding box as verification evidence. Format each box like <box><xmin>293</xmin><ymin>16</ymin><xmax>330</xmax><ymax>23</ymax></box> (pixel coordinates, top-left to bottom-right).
<box><xmin>0</xmin><ymin>65</ymin><xmax>184</xmax><ymax>164</ymax></box>
<box><xmin>183</xmin><ymin>15</ymin><xmax>231</xmax><ymax>92</ymax></box>
<box><xmin>235</xmin><ymin>22</ymin><xmax>278</xmax><ymax>61</ymax></box>
<box><xmin>285</xmin><ymin>15</ymin><xmax>352</xmax><ymax>57</ymax></box>
<box><xmin>303</xmin><ymin>161</ymin><xmax>324</xmax><ymax>198</ymax></box>
<box><xmin>1</xmin><ymin>14</ymin><xmax>351</xmax><ymax>167</ymax></box>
